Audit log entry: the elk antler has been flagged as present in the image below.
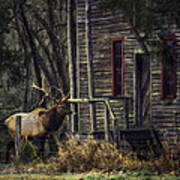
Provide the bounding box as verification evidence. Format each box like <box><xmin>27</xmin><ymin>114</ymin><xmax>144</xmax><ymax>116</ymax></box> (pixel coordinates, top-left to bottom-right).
<box><xmin>32</xmin><ymin>83</ymin><xmax>48</xmax><ymax>105</ymax></box>
<box><xmin>32</xmin><ymin>83</ymin><xmax>49</xmax><ymax>97</ymax></box>
<box><xmin>50</xmin><ymin>86</ymin><xmax>70</xmax><ymax>103</ymax></box>
<box><xmin>55</xmin><ymin>87</ymin><xmax>70</xmax><ymax>103</ymax></box>
<box><xmin>32</xmin><ymin>77</ymin><xmax>55</xmax><ymax>105</ymax></box>
<box><xmin>61</xmin><ymin>91</ymin><xmax>70</xmax><ymax>103</ymax></box>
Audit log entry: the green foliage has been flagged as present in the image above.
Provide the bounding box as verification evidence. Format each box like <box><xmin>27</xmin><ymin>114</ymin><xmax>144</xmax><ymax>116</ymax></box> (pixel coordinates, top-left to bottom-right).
<box><xmin>0</xmin><ymin>0</ymin><xmax>24</xmax><ymax>86</ymax></box>
<box><xmin>0</xmin><ymin>0</ymin><xmax>11</xmax><ymax>39</ymax></box>
<box><xmin>0</xmin><ymin>50</ymin><xmax>25</xmax><ymax>86</ymax></box>
<box><xmin>0</xmin><ymin>0</ymin><xmax>70</xmax><ymax>120</ymax></box>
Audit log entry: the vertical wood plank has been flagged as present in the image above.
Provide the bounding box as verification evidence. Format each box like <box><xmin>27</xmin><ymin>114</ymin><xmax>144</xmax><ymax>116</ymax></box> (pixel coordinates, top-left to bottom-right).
<box><xmin>149</xmin><ymin>53</ymin><xmax>153</xmax><ymax>124</ymax></box>
<box><xmin>113</xmin><ymin>117</ymin><xmax>119</xmax><ymax>148</ymax></box>
<box><xmin>104</xmin><ymin>103</ymin><xmax>110</xmax><ymax>141</ymax></box>
<box><xmin>85</xmin><ymin>0</ymin><xmax>96</xmax><ymax>132</ymax></box>
<box><xmin>67</xmin><ymin>0</ymin><xmax>78</xmax><ymax>132</ymax></box>
<box><xmin>85</xmin><ymin>0</ymin><xmax>94</xmax><ymax>99</ymax></box>
<box><xmin>124</xmin><ymin>99</ymin><xmax>129</xmax><ymax>129</ymax></box>
<box><xmin>76</xmin><ymin>0</ymin><xmax>81</xmax><ymax>132</ymax></box>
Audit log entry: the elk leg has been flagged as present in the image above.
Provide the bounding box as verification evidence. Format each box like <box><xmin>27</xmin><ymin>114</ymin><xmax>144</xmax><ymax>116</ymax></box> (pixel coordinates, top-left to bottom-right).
<box><xmin>19</xmin><ymin>136</ymin><xmax>28</xmax><ymax>153</ymax></box>
<box><xmin>39</xmin><ymin>137</ymin><xmax>46</xmax><ymax>159</ymax></box>
<box><xmin>48</xmin><ymin>134</ymin><xmax>58</xmax><ymax>157</ymax></box>
<box><xmin>33</xmin><ymin>137</ymin><xmax>45</xmax><ymax>159</ymax></box>
<box><xmin>5</xmin><ymin>141</ymin><xmax>14</xmax><ymax>163</ymax></box>
<box><xmin>26</xmin><ymin>140</ymin><xmax>38</xmax><ymax>157</ymax></box>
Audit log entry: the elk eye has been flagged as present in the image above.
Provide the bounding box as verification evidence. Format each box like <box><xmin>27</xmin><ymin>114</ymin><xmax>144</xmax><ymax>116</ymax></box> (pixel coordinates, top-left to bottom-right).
<box><xmin>39</xmin><ymin>111</ymin><xmax>45</xmax><ymax>116</ymax></box>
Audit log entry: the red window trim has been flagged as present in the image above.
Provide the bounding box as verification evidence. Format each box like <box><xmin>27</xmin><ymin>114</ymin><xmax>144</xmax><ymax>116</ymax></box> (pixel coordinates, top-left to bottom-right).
<box><xmin>111</xmin><ymin>37</ymin><xmax>124</xmax><ymax>96</ymax></box>
<box><xmin>160</xmin><ymin>34</ymin><xmax>176</xmax><ymax>99</ymax></box>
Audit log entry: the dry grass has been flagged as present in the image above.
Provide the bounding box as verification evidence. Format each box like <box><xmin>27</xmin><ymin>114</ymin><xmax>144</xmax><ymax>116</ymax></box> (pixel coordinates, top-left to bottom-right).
<box><xmin>152</xmin><ymin>136</ymin><xmax>180</xmax><ymax>171</ymax></box>
<box><xmin>34</xmin><ymin>135</ymin><xmax>180</xmax><ymax>174</ymax></box>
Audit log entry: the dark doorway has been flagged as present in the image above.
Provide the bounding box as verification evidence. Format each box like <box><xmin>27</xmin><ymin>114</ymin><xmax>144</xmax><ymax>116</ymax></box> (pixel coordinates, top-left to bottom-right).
<box><xmin>135</xmin><ymin>54</ymin><xmax>150</xmax><ymax>127</ymax></box>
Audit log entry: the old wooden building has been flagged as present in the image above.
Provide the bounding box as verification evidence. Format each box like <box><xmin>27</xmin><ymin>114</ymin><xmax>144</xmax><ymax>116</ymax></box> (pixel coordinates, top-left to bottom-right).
<box><xmin>69</xmin><ymin>0</ymin><xmax>180</xmax><ymax>152</ymax></box>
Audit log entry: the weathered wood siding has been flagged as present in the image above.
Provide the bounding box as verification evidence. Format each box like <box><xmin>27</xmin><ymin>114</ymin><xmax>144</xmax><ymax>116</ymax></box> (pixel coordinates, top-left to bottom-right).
<box><xmin>151</xmin><ymin>29</ymin><xmax>180</xmax><ymax>144</ymax></box>
<box><xmin>90</xmin><ymin>1</ymin><xmax>136</xmax><ymax>129</ymax></box>
<box><xmin>76</xmin><ymin>0</ymin><xmax>180</xmax><ymax>144</ymax></box>
<box><xmin>76</xmin><ymin>0</ymin><xmax>136</xmax><ymax>133</ymax></box>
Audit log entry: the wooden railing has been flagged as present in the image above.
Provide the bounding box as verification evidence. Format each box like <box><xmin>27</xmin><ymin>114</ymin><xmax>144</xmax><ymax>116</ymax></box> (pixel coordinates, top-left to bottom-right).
<box><xmin>68</xmin><ymin>96</ymin><xmax>132</xmax><ymax>143</ymax></box>
<box><xmin>173</xmin><ymin>111</ymin><xmax>180</xmax><ymax>140</ymax></box>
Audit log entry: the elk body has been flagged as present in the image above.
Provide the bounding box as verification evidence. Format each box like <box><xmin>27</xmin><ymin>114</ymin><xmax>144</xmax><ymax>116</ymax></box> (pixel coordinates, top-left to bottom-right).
<box><xmin>5</xmin><ymin>104</ymin><xmax>70</xmax><ymax>140</ymax></box>
<box><xmin>5</xmin><ymin>84</ymin><xmax>70</xmax><ymax>161</ymax></box>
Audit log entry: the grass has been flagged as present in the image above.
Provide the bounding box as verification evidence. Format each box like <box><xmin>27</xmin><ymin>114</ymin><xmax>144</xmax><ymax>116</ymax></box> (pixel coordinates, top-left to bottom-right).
<box><xmin>0</xmin><ymin>171</ymin><xmax>179</xmax><ymax>180</ymax></box>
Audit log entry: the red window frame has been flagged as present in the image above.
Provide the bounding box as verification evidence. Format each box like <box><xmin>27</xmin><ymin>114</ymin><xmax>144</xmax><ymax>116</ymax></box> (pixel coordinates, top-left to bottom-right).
<box><xmin>111</xmin><ymin>37</ymin><xmax>124</xmax><ymax>96</ymax></box>
<box><xmin>161</xmin><ymin>34</ymin><xmax>176</xmax><ymax>99</ymax></box>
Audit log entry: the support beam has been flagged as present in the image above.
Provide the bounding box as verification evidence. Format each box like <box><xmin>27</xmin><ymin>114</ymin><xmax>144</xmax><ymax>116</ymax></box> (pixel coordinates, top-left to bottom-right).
<box><xmin>85</xmin><ymin>0</ymin><xmax>96</xmax><ymax>132</ymax></box>
<box><xmin>85</xmin><ymin>0</ymin><xmax>94</xmax><ymax>98</ymax></box>
<box><xmin>105</xmin><ymin>100</ymin><xmax>119</xmax><ymax>147</ymax></box>
<box><xmin>76</xmin><ymin>0</ymin><xmax>81</xmax><ymax>132</ymax></box>
<box><xmin>104</xmin><ymin>103</ymin><xmax>110</xmax><ymax>141</ymax></box>
<box><xmin>68</xmin><ymin>98</ymin><xmax>116</xmax><ymax>123</ymax></box>
<box><xmin>67</xmin><ymin>0</ymin><xmax>78</xmax><ymax>132</ymax></box>
<box><xmin>124</xmin><ymin>99</ymin><xmax>129</xmax><ymax>129</ymax></box>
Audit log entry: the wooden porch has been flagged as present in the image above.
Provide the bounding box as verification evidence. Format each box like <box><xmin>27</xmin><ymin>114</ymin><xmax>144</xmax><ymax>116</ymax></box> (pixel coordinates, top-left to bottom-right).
<box><xmin>68</xmin><ymin>97</ymin><xmax>162</xmax><ymax>159</ymax></box>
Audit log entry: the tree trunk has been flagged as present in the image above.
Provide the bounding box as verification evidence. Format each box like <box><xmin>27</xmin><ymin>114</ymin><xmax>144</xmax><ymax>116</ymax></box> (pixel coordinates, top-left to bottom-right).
<box><xmin>19</xmin><ymin>3</ymin><xmax>47</xmax><ymax>106</ymax></box>
<box><xmin>14</xmin><ymin>12</ymin><xmax>30</xmax><ymax>111</ymax></box>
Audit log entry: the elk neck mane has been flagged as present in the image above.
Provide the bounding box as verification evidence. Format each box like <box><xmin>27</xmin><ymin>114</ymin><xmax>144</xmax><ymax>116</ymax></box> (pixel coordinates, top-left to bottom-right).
<box><xmin>41</xmin><ymin>104</ymin><xmax>66</xmax><ymax>132</ymax></box>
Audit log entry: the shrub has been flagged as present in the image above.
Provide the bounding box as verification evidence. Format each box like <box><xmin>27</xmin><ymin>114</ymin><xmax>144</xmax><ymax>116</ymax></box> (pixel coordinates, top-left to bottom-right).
<box><xmin>34</xmin><ymin>135</ymin><xmax>180</xmax><ymax>173</ymax></box>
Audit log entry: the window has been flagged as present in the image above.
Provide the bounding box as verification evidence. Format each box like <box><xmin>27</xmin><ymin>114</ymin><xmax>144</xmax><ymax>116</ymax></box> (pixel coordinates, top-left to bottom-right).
<box><xmin>111</xmin><ymin>38</ymin><xmax>124</xmax><ymax>96</ymax></box>
<box><xmin>161</xmin><ymin>34</ymin><xmax>176</xmax><ymax>99</ymax></box>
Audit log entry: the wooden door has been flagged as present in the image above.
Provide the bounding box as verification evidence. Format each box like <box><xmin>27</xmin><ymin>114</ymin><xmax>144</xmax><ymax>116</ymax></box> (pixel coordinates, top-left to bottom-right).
<box><xmin>135</xmin><ymin>54</ymin><xmax>150</xmax><ymax>127</ymax></box>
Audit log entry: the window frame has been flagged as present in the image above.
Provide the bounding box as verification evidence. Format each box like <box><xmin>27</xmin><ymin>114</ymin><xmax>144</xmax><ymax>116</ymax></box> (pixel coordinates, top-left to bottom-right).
<box><xmin>111</xmin><ymin>37</ymin><xmax>124</xmax><ymax>96</ymax></box>
<box><xmin>161</xmin><ymin>34</ymin><xmax>176</xmax><ymax>99</ymax></box>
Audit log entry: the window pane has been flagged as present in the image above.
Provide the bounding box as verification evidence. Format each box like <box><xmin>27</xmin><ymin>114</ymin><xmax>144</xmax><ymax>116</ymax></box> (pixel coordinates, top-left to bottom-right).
<box><xmin>115</xmin><ymin>86</ymin><xmax>121</xmax><ymax>95</ymax></box>
<box><xmin>115</xmin><ymin>71</ymin><xmax>122</xmax><ymax>84</ymax></box>
<box><xmin>114</xmin><ymin>41</ymin><xmax>122</xmax><ymax>68</ymax></box>
<box><xmin>114</xmin><ymin>57</ymin><xmax>121</xmax><ymax>69</ymax></box>
<box><xmin>162</xmin><ymin>35</ymin><xmax>176</xmax><ymax>98</ymax></box>
<box><xmin>112</xmin><ymin>39</ymin><xmax>123</xmax><ymax>96</ymax></box>
<box><xmin>114</xmin><ymin>41</ymin><xmax>122</xmax><ymax>56</ymax></box>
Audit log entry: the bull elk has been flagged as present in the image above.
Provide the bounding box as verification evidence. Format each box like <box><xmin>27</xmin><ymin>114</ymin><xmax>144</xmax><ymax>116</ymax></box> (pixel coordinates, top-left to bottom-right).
<box><xmin>5</xmin><ymin>83</ymin><xmax>71</xmax><ymax>161</ymax></box>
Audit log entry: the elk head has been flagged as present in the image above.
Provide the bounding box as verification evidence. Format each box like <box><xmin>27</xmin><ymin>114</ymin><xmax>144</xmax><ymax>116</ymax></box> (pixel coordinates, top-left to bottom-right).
<box><xmin>32</xmin><ymin>83</ymin><xmax>71</xmax><ymax>133</ymax></box>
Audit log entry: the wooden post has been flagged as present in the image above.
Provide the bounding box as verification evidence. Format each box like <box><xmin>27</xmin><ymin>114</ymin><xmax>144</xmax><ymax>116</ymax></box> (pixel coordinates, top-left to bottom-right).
<box><xmin>113</xmin><ymin>117</ymin><xmax>119</xmax><ymax>148</ymax></box>
<box><xmin>104</xmin><ymin>100</ymin><xmax>119</xmax><ymax>146</ymax></box>
<box><xmin>67</xmin><ymin>0</ymin><xmax>78</xmax><ymax>132</ymax></box>
<box><xmin>15</xmin><ymin>116</ymin><xmax>21</xmax><ymax>159</ymax></box>
<box><xmin>124</xmin><ymin>99</ymin><xmax>129</xmax><ymax>129</ymax></box>
<box><xmin>85</xmin><ymin>0</ymin><xmax>96</xmax><ymax>133</ymax></box>
<box><xmin>76</xmin><ymin>0</ymin><xmax>81</xmax><ymax>132</ymax></box>
<box><xmin>149</xmin><ymin>53</ymin><xmax>153</xmax><ymax>124</ymax></box>
<box><xmin>85</xmin><ymin>0</ymin><xmax>93</xmax><ymax>99</ymax></box>
<box><xmin>104</xmin><ymin>103</ymin><xmax>110</xmax><ymax>141</ymax></box>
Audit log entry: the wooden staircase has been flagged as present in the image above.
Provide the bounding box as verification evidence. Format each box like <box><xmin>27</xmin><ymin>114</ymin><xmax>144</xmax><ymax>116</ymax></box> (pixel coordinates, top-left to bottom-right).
<box><xmin>118</xmin><ymin>128</ymin><xmax>162</xmax><ymax>159</ymax></box>
<box><xmin>89</xmin><ymin>128</ymin><xmax>162</xmax><ymax>160</ymax></box>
